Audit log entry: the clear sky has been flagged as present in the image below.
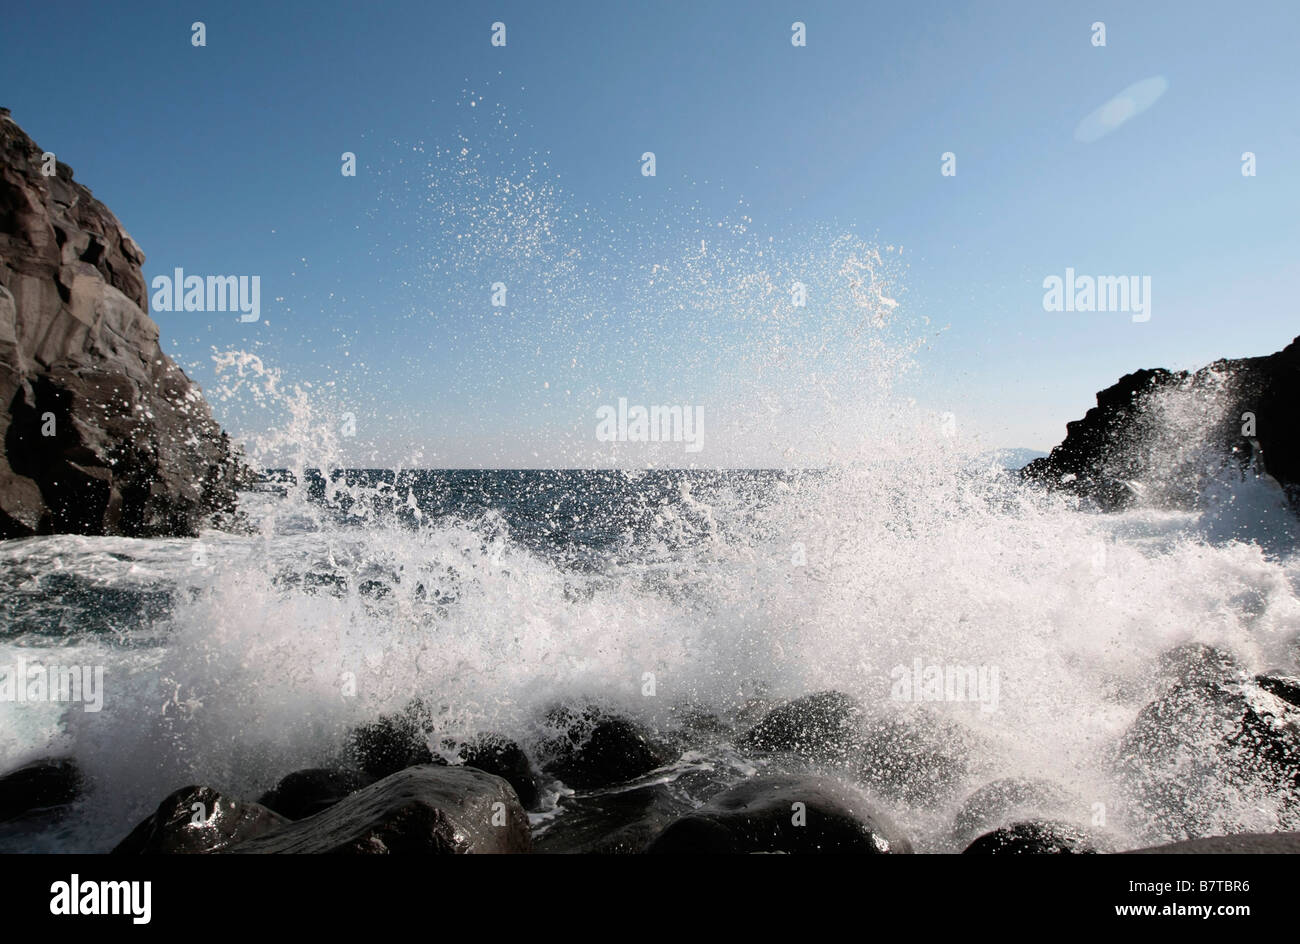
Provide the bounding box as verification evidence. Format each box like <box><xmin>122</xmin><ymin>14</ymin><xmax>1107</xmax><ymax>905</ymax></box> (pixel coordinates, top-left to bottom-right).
<box><xmin>3</xmin><ymin>1</ymin><xmax>1298</xmax><ymax>467</ymax></box>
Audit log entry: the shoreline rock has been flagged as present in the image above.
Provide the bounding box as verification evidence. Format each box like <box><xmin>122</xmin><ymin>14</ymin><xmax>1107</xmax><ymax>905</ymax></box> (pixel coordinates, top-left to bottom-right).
<box><xmin>0</xmin><ymin>757</ymin><xmax>81</xmax><ymax>823</ymax></box>
<box><xmin>0</xmin><ymin>108</ymin><xmax>247</xmax><ymax>539</ymax></box>
<box><xmin>645</xmin><ymin>774</ymin><xmax>913</xmax><ymax>854</ymax></box>
<box><xmin>1022</xmin><ymin>336</ymin><xmax>1300</xmax><ymax>512</ymax></box>
<box><xmin>112</xmin><ymin>785</ymin><xmax>288</xmax><ymax>854</ymax></box>
<box><xmin>228</xmin><ymin>765</ymin><xmax>530</xmax><ymax>854</ymax></box>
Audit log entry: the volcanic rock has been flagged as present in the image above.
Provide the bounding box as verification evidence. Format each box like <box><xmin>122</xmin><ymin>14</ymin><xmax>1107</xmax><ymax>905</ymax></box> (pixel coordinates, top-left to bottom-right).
<box><xmin>0</xmin><ymin>108</ymin><xmax>246</xmax><ymax>538</ymax></box>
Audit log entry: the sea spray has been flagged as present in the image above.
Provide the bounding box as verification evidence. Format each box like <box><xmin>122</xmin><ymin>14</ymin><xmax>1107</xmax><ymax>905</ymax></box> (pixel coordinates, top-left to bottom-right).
<box><xmin>2</xmin><ymin>99</ymin><xmax>1298</xmax><ymax>854</ymax></box>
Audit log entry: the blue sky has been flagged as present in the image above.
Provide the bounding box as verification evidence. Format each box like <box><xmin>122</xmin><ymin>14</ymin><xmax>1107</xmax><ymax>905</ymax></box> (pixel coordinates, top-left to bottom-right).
<box><xmin>3</xmin><ymin>1</ymin><xmax>1298</xmax><ymax>466</ymax></box>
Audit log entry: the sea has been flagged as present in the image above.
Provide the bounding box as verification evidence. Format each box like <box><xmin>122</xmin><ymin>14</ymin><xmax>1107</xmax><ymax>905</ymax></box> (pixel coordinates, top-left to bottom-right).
<box><xmin>2</xmin><ymin>444</ymin><xmax>1298</xmax><ymax>852</ymax></box>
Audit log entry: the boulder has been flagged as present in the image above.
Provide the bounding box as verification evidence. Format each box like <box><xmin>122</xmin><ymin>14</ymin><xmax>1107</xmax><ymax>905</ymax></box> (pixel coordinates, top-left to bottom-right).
<box><xmin>963</xmin><ymin>820</ymin><xmax>1104</xmax><ymax>854</ymax></box>
<box><xmin>1154</xmin><ymin>643</ymin><xmax>1246</xmax><ymax>691</ymax></box>
<box><xmin>348</xmin><ymin>700</ymin><xmax>441</xmax><ymax>779</ymax></box>
<box><xmin>645</xmin><ymin>774</ymin><xmax>913</xmax><ymax>854</ymax></box>
<box><xmin>739</xmin><ymin>691</ymin><xmax>862</xmax><ymax>764</ymax></box>
<box><xmin>447</xmin><ymin>733</ymin><xmax>540</xmax><ymax>810</ymax></box>
<box><xmin>1115</xmin><ymin>678</ymin><xmax>1300</xmax><ymax>837</ymax></box>
<box><xmin>112</xmin><ymin>785</ymin><xmax>288</xmax><ymax>854</ymax></box>
<box><xmin>1124</xmin><ymin>832</ymin><xmax>1300</xmax><ymax>854</ymax></box>
<box><xmin>952</xmin><ymin>777</ymin><xmax>1082</xmax><ymax>848</ymax></box>
<box><xmin>1257</xmin><ymin>674</ymin><xmax>1300</xmax><ymax>709</ymax></box>
<box><xmin>535</xmin><ymin>703</ymin><xmax>673</xmax><ymax>790</ymax></box>
<box><xmin>257</xmin><ymin>768</ymin><xmax>374</xmax><ymax>821</ymax></box>
<box><xmin>533</xmin><ymin>781</ymin><xmax>695</xmax><ymax>854</ymax></box>
<box><xmin>0</xmin><ymin>108</ymin><xmax>246</xmax><ymax>538</ymax></box>
<box><xmin>855</xmin><ymin>710</ymin><xmax>971</xmax><ymax>807</ymax></box>
<box><xmin>0</xmin><ymin>756</ymin><xmax>81</xmax><ymax>822</ymax></box>
<box><xmin>229</xmin><ymin>765</ymin><xmax>530</xmax><ymax>854</ymax></box>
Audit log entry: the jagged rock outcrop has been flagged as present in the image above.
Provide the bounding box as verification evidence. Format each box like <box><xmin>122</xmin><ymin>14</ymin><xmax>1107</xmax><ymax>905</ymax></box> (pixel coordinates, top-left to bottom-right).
<box><xmin>0</xmin><ymin>108</ymin><xmax>245</xmax><ymax>538</ymax></box>
<box><xmin>1023</xmin><ymin>337</ymin><xmax>1300</xmax><ymax>512</ymax></box>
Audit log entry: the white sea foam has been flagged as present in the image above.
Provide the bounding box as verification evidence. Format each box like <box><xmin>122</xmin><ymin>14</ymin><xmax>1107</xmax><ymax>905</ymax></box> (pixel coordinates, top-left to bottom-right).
<box><xmin>2</xmin><ymin>101</ymin><xmax>1297</xmax><ymax>852</ymax></box>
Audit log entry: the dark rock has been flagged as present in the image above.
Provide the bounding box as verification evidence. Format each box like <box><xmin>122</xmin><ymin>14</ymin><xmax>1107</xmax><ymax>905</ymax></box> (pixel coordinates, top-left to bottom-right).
<box><xmin>349</xmin><ymin>700</ymin><xmax>442</xmax><ymax>779</ymax></box>
<box><xmin>0</xmin><ymin>110</ymin><xmax>248</xmax><ymax>538</ymax></box>
<box><xmin>1124</xmin><ymin>832</ymin><xmax>1300</xmax><ymax>854</ymax></box>
<box><xmin>665</xmin><ymin>703</ymin><xmax>732</xmax><ymax>745</ymax></box>
<box><xmin>257</xmin><ymin>768</ymin><xmax>374</xmax><ymax>821</ymax></box>
<box><xmin>1257</xmin><ymin>674</ymin><xmax>1300</xmax><ymax>709</ymax></box>
<box><xmin>1023</xmin><ymin>336</ymin><xmax>1300</xmax><ymax>513</ymax></box>
<box><xmin>447</xmin><ymin>733</ymin><xmax>540</xmax><ymax>810</ymax></box>
<box><xmin>535</xmin><ymin>703</ymin><xmax>673</xmax><ymax>790</ymax></box>
<box><xmin>533</xmin><ymin>780</ymin><xmax>697</xmax><ymax>854</ymax></box>
<box><xmin>952</xmin><ymin>777</ymin><xmax>1082</xmax><ymax>847</ymax></box>
<box><xmin>739</xmin><ymin>691</ymin><xmax>862</xmax><ymax>764</ymax></box>
<box><xmin>0</xmin><ymin>757</ymin><xmax>81</xmax><ymax>822</ymax></box>
<box><xmin>645</xmin><ymin>774</ymin><xmax>913</xmax><ymax>854</ymax></box>
<box><xmin>112</xmin><ymin>785</ymin><xmax>288</xmax><ymax>854</ymax></box>
<box><xmin>963</xmin><ymin>820</ymin><xmax>1103</xmax><ymax>854</ymax></box>
<box><xmin>228</xmin><ymin>765</ymin><xmax>530</xmax><ymax>854</ymax></box>
<box><xmin>1115</xmin><ymin>679</ymin><xmax>1300</xmax><ymax>837</ymax></box>
<box><xmin>1022</xmin><ymin>368</ymin><xmax>1178</xmax><ymax>510</ymax></box>
<box><xmin>1155</xmin><ymin>643</ymin><xmax>1245</xmax><ymax>690</ymax></box>
<box><xmin>855</xmin><ymin>710</ymin><xmax>971</xmax><ymax>807</ymax></box>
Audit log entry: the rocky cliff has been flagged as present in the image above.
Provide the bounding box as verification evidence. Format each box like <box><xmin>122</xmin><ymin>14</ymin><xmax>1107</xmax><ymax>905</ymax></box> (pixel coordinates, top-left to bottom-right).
<box><xmin>1023</xmin><ymin>336</ymin><xmax>1300</xmax><ymax>512</ymax></box>
<box><xmin>0</xmin><ymin>108</ymin><xmax>245</xmax><ymax>538</ymax></box>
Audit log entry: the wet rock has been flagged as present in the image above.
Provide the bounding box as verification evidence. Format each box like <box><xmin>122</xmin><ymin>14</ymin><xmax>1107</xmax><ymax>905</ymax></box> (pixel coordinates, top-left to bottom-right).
<box><xmin>257</xmin><ymin>768</ymin><xmax>374</xmax><ymax>821</ymax></box>
<box><xmin>739</xmin><ymin>691</ymin><xmax>862</xmax><ymax>764</ymax></box>
<box><xmin>1115</xmin><ymin>679</ymin><xmax>1300</xmax><ymax>837</ymax></box>
<box><xmin>0</xmin><ymin>757</ymin><xmax>81</xmax><ymax>822</ymax></box>
<box><xmin>963</xmin><ymin>820</ymin><xmax>1103</xmax><ymax>854</ymax></box>
<box><xmin>1022</xmin><ymin>336</ymin><xmax>1300</xmax><ymax>513</ymax></box>
<box><xmin>229</xmin><ymin>765</ymin><xmax>530</xmax><ymax>854</ymax></box>
<box><xmin>0</xmin><ymin>110</ymin><xmax>247</xmax><ymax>539</ymax></box>
<box><xmin>535</xmin><ymin>703</ymin><xmax>674</xmax><ymax>790</ymax></box>
<box><xmin>112</xmin><ymin>785</ymin><xmax>288</xmax><ymax>854</ymax></box>
<box><xmin>1257</xmin><ymin>674</ymin><xmax>1300</xmax><ymax>709</ymax></box>
<box><xmin>1124</xmin><ymin>832</ymin><xmax>1300</xmax><ymax>854</ymax></box>
<box><xmin>952</xmin><ymin>778</ymin><xmax>1082</xmax><ymax>848</ymax></box>
<box><xmin>447</xmin><ymin>733</ymin><xmax>540</xmax><ymax>810</ymax></box>
<box><xmin>1154</xmin><ymin>643</ymin><xmax>1245</xmax><ymax>690</ymax></box>
<box><xmin>534</xmin><ymin>780</ymin><xmax>697</xmax><ymax>854</ymax></box>
<box><xmin>1021</xmin><ymin>368</ymin><xmax>1181</xmax><ymax>510</ymax></box>
<box><xmin>665</xmin><ymin>703</ymin><xmax>732</xmax><ymax>745</ymax></box>
<box><xmin>349</xmin><ymin>700</ymin><xmax>442</xmax><ymax>779</ymax></box>
<box><xmin>856</xmin><ymin>710</ymin><xmax>971</xmax><ymax>807</ymax></box>
<box><xmin>645</xmin><ymin>774</ymin><xmax>913</xmax><ymax>854</ymax></box>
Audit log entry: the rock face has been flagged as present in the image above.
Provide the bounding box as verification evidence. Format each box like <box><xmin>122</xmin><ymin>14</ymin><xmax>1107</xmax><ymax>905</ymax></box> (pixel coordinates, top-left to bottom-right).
<box><xmin>112</xmin><ymin>785</ymin><xmax>289</xmax><ymax>854</ymax></box>
<box><xmin>645</xmin><ymin>774</ymin><xmax>913</xmax><ymax>854</ymax></box>
<box><xmin>229</xmin><ymin>765</ymin><xmax>531</xmax><ymax>854</ymax></box>
<box><xmin>0</xmin><ymin>109</ymin><xmax>245</xmax><ymax>538</ymax></box>
<box><xmin>1023</xmin><ymin>337</ymin><xmax>1300</xmax><ymax>511</ymax></box>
